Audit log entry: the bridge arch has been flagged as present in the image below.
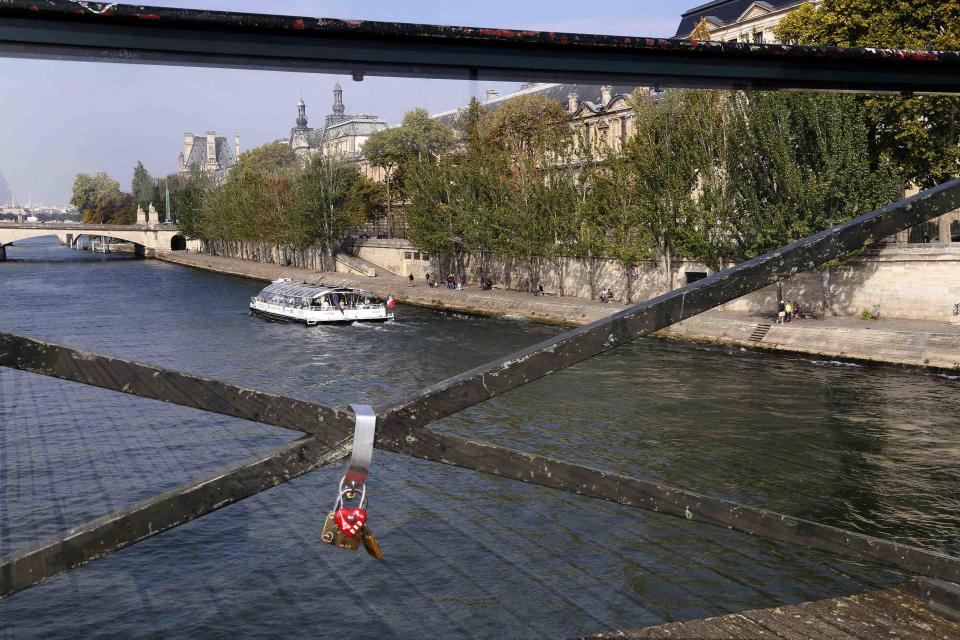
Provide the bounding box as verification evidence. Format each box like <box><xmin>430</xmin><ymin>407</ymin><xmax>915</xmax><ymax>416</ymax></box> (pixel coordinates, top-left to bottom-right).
<box><xmin>0</xmin><ymin>230</ymin><xmax>147</xmax><ymax>257</ymax></box>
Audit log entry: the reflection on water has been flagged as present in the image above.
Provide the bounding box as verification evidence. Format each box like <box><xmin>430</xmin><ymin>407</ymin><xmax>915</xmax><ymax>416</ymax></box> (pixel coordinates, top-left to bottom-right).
<box><xmin>1</xmin><ymin>237</ymin><xmax>957</xmax><ymax>639</ymax></box>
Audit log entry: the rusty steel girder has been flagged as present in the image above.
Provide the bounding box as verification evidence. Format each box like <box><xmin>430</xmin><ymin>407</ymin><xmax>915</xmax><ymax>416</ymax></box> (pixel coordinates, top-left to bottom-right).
<box><xmin>1</xmin><ymin>1</ymin><xmax>960</xmax><ymax>93</ymax></box>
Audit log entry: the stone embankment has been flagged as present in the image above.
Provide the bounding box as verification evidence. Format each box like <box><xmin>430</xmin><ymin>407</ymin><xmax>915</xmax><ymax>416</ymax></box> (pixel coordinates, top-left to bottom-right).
<box><xmin>159</xmin><ymin>252</ymin><xmax>960</xmax><ymax>371</ymax></box>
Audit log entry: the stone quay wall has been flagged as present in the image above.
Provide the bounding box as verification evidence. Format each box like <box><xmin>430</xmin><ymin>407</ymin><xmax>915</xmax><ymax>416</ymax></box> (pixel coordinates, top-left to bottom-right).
<box><xmin>201</xmin><ymin>238</ymin><xmax>336</xmax><ymax>273</ymax></box>
<box><xmin>200</xmin><ymin>237</ymin><xmax>960</xmax><ymax>324</ymax></box>
<box><xmin>721</xmin><ymin>246</ymin><xmax>960</xmax><ymax>323</ymax></box>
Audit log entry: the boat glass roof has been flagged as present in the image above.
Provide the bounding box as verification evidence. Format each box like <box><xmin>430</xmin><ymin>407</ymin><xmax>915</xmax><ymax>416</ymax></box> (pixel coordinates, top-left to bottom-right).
<box><xmin>260</xmin><ymin>282</ymin><xmax>371</xmax><ymax>299</ymax></box>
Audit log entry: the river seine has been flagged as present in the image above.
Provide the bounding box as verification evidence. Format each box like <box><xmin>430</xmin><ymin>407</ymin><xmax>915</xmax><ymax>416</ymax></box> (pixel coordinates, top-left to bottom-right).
<box><xmin>1</xmin><ymin>236</ymin><xmax>958</xmax><ymax>639</ymax></box>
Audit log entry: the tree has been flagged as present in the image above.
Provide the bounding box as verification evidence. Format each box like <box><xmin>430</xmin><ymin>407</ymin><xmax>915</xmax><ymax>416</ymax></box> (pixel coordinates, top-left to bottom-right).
<box><xmin>290</xmin><ymin>154</ymin><xmax>358</xmax><ymax>260</ymax></box>
<box><xmin>726</xmin><ymin>91</ymin><xmax>902</xmax><ymax>259</ymax></box>
<box><xmin>346</xmin><ymin>174</ymin><xmax>387</xmax><ymax>227</ymax></box>
<box><xmin>775</xmin><ymin>0</ymin><xmax>960</xmax><ymax>186</ymax></box>
<box><xmin>93</xmin><ymin>192</ymin><xmax>136</xmax><ymax>225</ymax></box>
<box><xmin>131</xmin><ymin>161</ymin><xmax>154</xmax><ymax>213</ymax></box>
<box><xmin>363</xmin><ymin>127</ymin><xmax>407</xmax><ymax>234</ymax></box>
<box><xmin>171</xmin><ymin>168</ymin><xmax>210</xmax><ymax>238</ymax></box>
<box><xmin>234</xmin><ymin>141</ymin><xmax>297</xmax><ymax>177</ymax></box>
<box><xmin>71</xmin><ymin>172</ymin><xmax>121</xmax><ymax>223</ymax></box>
<box><xmin>622</xmin><ymin>90</ymin><xmax>699</xmax><ymax>291</ymax></box>
<box><xmin>364</xmin><ymin>109</ymin><xmax>456</xmax><ymax>235</ymax></box>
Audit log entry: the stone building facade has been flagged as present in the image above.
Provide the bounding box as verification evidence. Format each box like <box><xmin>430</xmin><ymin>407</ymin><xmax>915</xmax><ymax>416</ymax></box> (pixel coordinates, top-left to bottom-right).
<box><xmin>288</xmin><ymin>83</ymin><xmax>387</xmax><ymax>164</ymax></box>
<box><xmin>432</xmin><ymin>82</ymin><xmax>645</xmax><ymax>159</ymax></box>
<box><xmin>178</xmin><ymin>131</ymin><xmax>239</xmax><ymax>183</ymax></box>
<box><xmin>674</xmin><ymin>0</ymin><xmax>821</xmax><ymax>43</ymax></box>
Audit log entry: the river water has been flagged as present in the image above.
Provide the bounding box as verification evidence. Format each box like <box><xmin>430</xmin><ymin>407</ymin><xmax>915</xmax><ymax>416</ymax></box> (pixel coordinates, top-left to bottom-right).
<box><xmin>1</xmin><ymin>236</ymin><xmax>958</xmax><ymax>639</ymax></box>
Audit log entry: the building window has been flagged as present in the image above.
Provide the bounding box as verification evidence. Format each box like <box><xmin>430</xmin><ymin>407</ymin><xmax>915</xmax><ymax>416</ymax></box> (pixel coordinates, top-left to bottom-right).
<box><xmin>753</xmin><ymin>31</ymin><xmax>764</xmax><ymax>44</ymax></box>
<box><xmin>952</xmin><ymin>220</ymin><xmax>960</xmax><ymax>243</ymax></box>
<box><xmin>685</xmin><ymin>272</ymin><xmax>708</xmax><ymax>285</ymax></box>
<box><xmin>727</xmin><ymin>38</ymin><xmax>737</xmax><ymax>44</ymax></box>
<box><xmin>413</xmin><ymin>252</ymin><xmax>420</xmax><ymax>260</ymax></box>
<box><xmin>908</xmin><ymin>221</ymin><xmax>940</xmax><ymax>244</ymax></box>
<box><xmin>739</xmin><ymin>33</ymin><xmax>750</xmax><ymax>43</ymax></box>
<box><xmin>404</xmin><ymin>252</ymin><xmax>412</xmax><ymax>259</ymax></box>
<box><xmin>422</xmin><ymin>253</ymin><xmax>430</xmax><ymax>261</ymax></box>
<box><xmin>619</xmin><ymin>116</ymin><xmax>628</xmax><ymax>146</ymax></box>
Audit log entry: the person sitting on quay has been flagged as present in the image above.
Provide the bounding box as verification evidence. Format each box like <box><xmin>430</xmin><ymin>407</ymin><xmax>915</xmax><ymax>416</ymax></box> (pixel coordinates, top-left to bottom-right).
<box><xmin>425</xmin><ymin>273</ymin><xmax>432</xmax><ymax>287</ymax></box>
<box><xmin>534</xmin><ymin>283</ymin><xmax>545</xmax><ymax>296</ymax></box>
<box><xmin>599</xmin><ymin>288</ymin><xmax>613</xmax><ymax>303</ymax></box>
<box><xmin>480</xmin><ymin>276</ymin><xmax>493</xmax><ymax>291</ymax></box>
<box><xmin>446</xmin><ymin>273</ymin><xmax>455</xmax><ymax>289</ymax></box>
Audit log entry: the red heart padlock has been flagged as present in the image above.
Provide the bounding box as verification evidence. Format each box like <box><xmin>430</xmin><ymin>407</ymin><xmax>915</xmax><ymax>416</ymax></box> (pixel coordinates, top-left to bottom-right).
<box><xmin>334</xmin><ymin>507</ymin><xmax>367</xmax><ymax>537</ymax></box>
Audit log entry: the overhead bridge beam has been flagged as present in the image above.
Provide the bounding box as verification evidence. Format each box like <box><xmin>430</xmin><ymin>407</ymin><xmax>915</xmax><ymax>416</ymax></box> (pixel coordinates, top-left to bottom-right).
<box><xmin>1</xmin><ymin>1</ymin><xmax>960</xmax><ymax>94</ymax></box>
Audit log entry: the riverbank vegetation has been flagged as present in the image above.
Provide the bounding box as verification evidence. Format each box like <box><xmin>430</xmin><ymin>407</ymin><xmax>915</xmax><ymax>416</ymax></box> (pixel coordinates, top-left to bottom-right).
<box><xmin>395</xmin><ymin>89</ymin><xmax>901</xmax><ymax>295</ymax></box>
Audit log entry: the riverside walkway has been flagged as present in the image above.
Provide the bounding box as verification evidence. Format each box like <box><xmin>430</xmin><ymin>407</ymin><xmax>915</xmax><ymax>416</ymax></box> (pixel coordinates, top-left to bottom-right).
<box><xmin>160</xmin><ymin>251</ymin><xmax>960</xmax><ymax>371</ymax></box>
<box><xmin>586</xmin><ymin>586</ymin><xmax>960</xmax><ymax>639</ymax></box>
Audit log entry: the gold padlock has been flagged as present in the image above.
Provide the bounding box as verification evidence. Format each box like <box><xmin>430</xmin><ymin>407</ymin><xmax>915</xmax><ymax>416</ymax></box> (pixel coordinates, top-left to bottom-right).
<box><xmin>321</xmin><ymin>511</ymin><xmax>361</xmax><ymax>551</ymax></box>
<box><xmin>360</xmin><ymin>525</ymin><xmax>383</xmax><ymax>560</ymax></box>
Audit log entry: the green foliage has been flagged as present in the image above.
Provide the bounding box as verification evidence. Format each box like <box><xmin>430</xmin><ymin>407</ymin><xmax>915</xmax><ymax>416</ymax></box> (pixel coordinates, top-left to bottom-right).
<box><xmin>364</xmin><ymin>109</ymin><xmax>457</xmax><ymax>230</ymax></box>
<box><xmin>347</xmin><ymin>175</ymin><xmax>387</xmax><ymax>225</ymax></box>
<box><xmin>93</xmin><ymin>192</ymin><xmax>136</xmax><ymax>225</ymax></box>
<box><xmin>192</xmin><ymin>141</ymin><xmax>356</xmax><ymax>256</ymax></box>
<box><xmin>71</xmin><ymin>172</ymin><xmax>121</xmax><ymax>223</ymax></box>
<box><xmin>399</xmin><ymin>86</ymin><xmax>897</xmax><ymax>295</ymax></box>
<box><xmin>131</xmin><ymin>161</ymin><xmax>154</xmax><ymax>212</ymax></box>
<box><xmin>775</xmin><ymin>0</ymin><xmax>960</xmax><ymax>186</ymax></box>
<box><xmin>234</xmin><ymin>141</ymin><xmax>298</xmax><ymax>177</ymax></box>
<box><xmin>726</xmin><ymin>92</ymin><xmax>902</xmax><ymax>259</ymax></box>
<box><xmin>290</xmin><ymin>154</ymin><xmax>359</xmax><ymax>253</ymax></box>
<box><xmin>171</xmin><ymin>168</ymin><xmax>210</xmax><ymax>238</ymax></box>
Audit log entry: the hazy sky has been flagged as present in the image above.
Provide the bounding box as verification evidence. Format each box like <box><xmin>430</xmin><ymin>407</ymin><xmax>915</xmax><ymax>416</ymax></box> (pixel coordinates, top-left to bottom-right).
<box><xmin>0</xmin><ymin>1</ymin><xmax>693</xmax><ymax>204</ymax></box>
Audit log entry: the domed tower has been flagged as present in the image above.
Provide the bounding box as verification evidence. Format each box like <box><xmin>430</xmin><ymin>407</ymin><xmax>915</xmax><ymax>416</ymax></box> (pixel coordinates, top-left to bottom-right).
<box><xmin>290</xmin><ymin>96</ymin><xmax>313</xmax><ymax>159</ymax></box>
<box><xmin>296</xmin><ymin>95</ymin><xmax>308</xmax><ymax>128</ymax></box>
<box><xmin>332</xmin><ymin>82</ymin><xmax>345</xmax><ymax>119</ymax></box>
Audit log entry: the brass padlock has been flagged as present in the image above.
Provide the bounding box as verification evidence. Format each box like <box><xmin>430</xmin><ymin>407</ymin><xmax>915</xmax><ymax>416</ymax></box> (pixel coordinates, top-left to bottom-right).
<box><xmin>360</xmin><ymin>525</ymin><xmax>383</xmax><ymax>560</ymax></box>
<box><xmin>321</xmin><ymin>510</ymin><xmax>361</xmax><ymax>551</ymax></box>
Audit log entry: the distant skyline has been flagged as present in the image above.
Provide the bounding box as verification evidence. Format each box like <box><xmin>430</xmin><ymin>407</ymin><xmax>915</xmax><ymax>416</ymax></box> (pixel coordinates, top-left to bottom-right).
<box><xmin>0</xmin><ymin>1</ymin><xmax>692</xmax><ymax>203</ymax></box>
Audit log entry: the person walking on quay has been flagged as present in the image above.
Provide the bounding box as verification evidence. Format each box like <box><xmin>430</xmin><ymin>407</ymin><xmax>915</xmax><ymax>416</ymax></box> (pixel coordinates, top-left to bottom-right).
<box><xmin>447</xmin><ymin>274</ymin><xmax>455</xmax><ymax>289</ymax></box>
<box><xmin>425</xmin><ymin>273</ymin><xmax>432</xmax><ymax>287</ymax></box>
<box><xmin>785</xmin><ymin>300</ymin><xmax>793</xmax><ymax>323</ymax></box>
<box><xmin>408</xmin><ymin>273</ymin><xmax>415</xmax><ymax>287</ymax></box>
<box><xmin>777</xmin><ymin>300</ymin><xmax>786</xmax><ymax>324</ymax></box>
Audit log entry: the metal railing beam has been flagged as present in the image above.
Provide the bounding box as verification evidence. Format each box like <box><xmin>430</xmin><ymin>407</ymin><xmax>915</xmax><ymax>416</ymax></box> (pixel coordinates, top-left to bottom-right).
<box><xmin>0</xmin><ymin>333</ymin><xmax>354</xmax><ymax>441</ymax></box>
<box><xmin>1</xmin><ymin>1</ymin><xmax>960</xmax><ymax>93</ymax></box>
<box><xmin>0</xmin><ymin>435</ymin><xmax>352</xmax><ymax>599</ymax></box>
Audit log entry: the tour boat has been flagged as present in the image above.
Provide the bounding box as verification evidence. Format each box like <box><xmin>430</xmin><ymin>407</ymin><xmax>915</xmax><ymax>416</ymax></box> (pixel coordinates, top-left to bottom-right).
<box><xmin>249</xmin><ymin>278</ymin><xmax>395</xmax><ymax>325</ymax></box>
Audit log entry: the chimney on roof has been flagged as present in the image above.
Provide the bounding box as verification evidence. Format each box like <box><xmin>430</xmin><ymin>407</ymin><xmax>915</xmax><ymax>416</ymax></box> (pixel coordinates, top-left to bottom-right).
<box><xmin>235</xmin><ymin>134</ymin><xmax>241</xmax><ymax>160</ymax></box>
<box><xmin>184</xmin><ymin>133</ymin><xmax>194</xmax><ymax>161</ymax></box>
<box><xmin>567</xmin><ymin>91</ymin><xmax>579</xmax><ymax>112</ymax></box>
<box><xmin>600</xmin><ymin>85</ymin><xmax>612</xmax><ymax>106</ymax></box>
<box><xmin>485</xmin><ymin>89</ymin><xmax>499</xmax><ymax>102</ymax></box>
<box><xmin>206</xmin><ymin>131</ymin><xmax>217</xmax><ymax>167</ymax></box>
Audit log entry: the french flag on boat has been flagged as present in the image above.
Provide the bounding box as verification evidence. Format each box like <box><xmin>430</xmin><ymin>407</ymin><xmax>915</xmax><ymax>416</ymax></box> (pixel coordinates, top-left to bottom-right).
<box><xmin>385</xmin><ymin>295</ymin><xmax>397</xmax><ymax>309</ymax></box>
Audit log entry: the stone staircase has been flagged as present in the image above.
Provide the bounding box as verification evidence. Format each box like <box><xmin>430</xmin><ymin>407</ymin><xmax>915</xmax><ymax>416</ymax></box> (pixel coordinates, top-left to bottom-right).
<box><xmin>748</xmin><ymin>322</ymin><xmax>772</xmax><ymax>342</ymax></box>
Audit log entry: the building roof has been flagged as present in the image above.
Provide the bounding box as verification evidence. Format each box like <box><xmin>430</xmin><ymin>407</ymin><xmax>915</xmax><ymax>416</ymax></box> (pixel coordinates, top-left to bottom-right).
<box><xmin>674</xmin><ymin>0</ymin><xmax>802</xmax><ymax>37</ymax></box>
<box><xmin>431</xmin><ymin>83</ymin><xmax>641</xmax><ymax>126</ymax></box>
<box><xmin>182</xmin><ymin>134</ymin><xmax>236</xmax><ymax>171</ymax></box>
